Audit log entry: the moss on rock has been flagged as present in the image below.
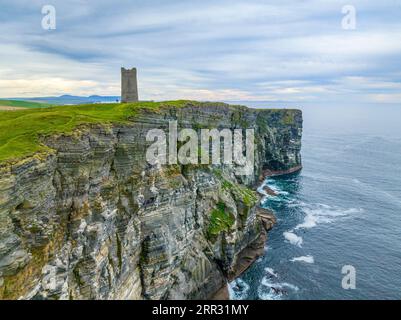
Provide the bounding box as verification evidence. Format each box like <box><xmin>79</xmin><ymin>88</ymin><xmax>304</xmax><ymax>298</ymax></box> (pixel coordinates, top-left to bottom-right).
<box><xmin>207</xmin><ymin>202</ymin><xmax>235</xmax><ymax>239</ymax></box>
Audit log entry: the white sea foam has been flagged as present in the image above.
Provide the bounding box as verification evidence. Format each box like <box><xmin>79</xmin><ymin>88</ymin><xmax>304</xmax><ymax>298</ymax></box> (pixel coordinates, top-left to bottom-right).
<box><xmin>258</xmin><ymin>277</ymin><xmax>299</xmax><ymax>300</ymax></box>
<box><xmin>283</xmin><ymin>231</ymin><xmax>303</xmax><ymax>247</ymax></box>
<box><xmin>257</xmin><ymin>185</ymin><xmax>268</xmax><ymax>197</ymax></box>
<box><xmin>294</xmin><ymin>203</ymin><xmax>364</xmax><ymax>230</ymax></box>
<box><xmin>228</xmin><ymin>278</ymin><xmax>250</xmax><ymax>300</ymax></box>
<box><xmin>265</xmin><ymin>267</ymin><xmax>278</xmax><ymax>278</ymax></box>
<box><xmin>294</xmin><ymin>213</ymin><xmax>318</xmax><ymax>229</ymax></box>
<box><xmin>290</xmin><ymin>255</ymin><xmax>315</xmax><ymax>264</ymax></box>
<box><xmin>262</xmin><ymin>179</ymin><xmax>289</xmax><ymax>195</ymax></box>
<box><xmin>268</xmin><ymin>196</ymin><xmax>287</xmax><ymax>203</ymax></box>
<box><xmin>257</xmin><ymin>287</ymin><xmax>281</xmax><ymax>300</ymax></box>
<box><xmin>260</xmin><ymin>197</ymin><xmax>269</xmax><ymax>207</ymax></box>
<box><xmin>268</xmin><ymin>183</ymin><xmax>289</xmax><ymax>196</ymax></box>
<box><xmin>257</xmin><ymin>181</ymin><xmax>278</xmax><ymax>205</ymax></box>
<box><xmin>257</xmin><ymin>179</ymin><xmax>293</xmax><ymax>210</ymax></box>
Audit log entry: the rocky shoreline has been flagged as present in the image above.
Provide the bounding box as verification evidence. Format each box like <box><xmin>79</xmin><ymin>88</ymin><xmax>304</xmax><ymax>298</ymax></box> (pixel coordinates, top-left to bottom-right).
<box><xmin>211</xmin><ymin>166</ymin><xmax>299</xmax><ymax>300</ymax></box>
<box><xmin>211</xmin><ymin>208</ymin><xmax>276</xmax><ymax>300</ymax></box>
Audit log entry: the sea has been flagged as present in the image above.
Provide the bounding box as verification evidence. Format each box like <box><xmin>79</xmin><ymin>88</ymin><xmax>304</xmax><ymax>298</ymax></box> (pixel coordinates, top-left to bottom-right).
<box><xmin>226</xmin><ymin>102</ymin><xmax>401</xmax><ymax>300</ymax></box>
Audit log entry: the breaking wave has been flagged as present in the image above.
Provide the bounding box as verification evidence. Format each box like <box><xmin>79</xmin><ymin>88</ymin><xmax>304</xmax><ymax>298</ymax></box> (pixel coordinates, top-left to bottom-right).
<box><xmin>265</xmin><ymin>267</ymin><xmax>278</xmax><ymax>278</ymax></box>
<box><xmin>258</xmin><ymin>276</ymin><xmax>299</xmax><ymax>300</ymax></box>
<box><xmin>290</xmin><ymin>255</ymin><xmax>315</xmax><ymax>264</ymax></box>
<box><xmin>283</xmin><ymin>231</ymin><xmax>303</xmax><ymax>247</ymax></box>
<box><xmin>295</xmin><ymin>203</ymin><xmax>364</xmax><ymax>230</ymax></box>
<box><xmin>258</xmin><ymin>179</ymin><xmax>290</xmax><ymax>206</ymax></box>
<box><xmin>228</xmin><ymin>278</ymin><xmax>250</xmax><ymax>300</ymax></box>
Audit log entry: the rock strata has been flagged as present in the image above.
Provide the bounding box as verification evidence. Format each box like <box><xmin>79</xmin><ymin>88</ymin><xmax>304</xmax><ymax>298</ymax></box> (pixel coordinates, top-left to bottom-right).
<box><xmin>0</xmin><ymin>102</ymin><xmax>302</xmax><ymax>300</ymax></box>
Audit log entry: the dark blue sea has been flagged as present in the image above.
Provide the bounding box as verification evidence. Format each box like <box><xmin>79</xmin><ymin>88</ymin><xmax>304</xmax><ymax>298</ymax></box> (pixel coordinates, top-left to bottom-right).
<box><xmin>227</xmin><ymin>102</ymin><xmax>401</xmax><ymax>300</ymax></box>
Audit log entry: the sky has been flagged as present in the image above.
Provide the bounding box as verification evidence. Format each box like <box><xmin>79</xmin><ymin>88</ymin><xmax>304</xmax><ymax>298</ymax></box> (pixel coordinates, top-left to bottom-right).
<box><xmin>0</xmin><ymin>0</ymin><xmax>401</xmax><ymax>104</ymax></box>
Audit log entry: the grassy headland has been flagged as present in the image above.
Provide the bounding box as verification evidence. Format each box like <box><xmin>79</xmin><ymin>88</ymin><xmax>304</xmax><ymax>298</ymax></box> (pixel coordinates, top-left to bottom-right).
<box><xmin>0</xmin><ymin>100</ymin><xmax>298</xmax><ymax>165</ymax></box>
<box><xmin>0</xmin><ymin>101</ymin><xmax>191</xmax><ymax>164</ymax></box>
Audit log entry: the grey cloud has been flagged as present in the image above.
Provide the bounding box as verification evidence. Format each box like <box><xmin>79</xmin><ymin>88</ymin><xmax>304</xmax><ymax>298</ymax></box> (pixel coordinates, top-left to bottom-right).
<box><xmin>0</xmin><ymin>0</ymin><xmax>400</xmax><ymax>103</ymax></box>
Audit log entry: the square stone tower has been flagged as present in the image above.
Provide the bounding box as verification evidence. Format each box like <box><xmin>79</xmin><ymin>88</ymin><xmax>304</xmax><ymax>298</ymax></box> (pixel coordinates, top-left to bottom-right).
<box><xmin>121</xmin><ymin>67</ymin><xmax>139</xmax><ymax>103</ymax></box>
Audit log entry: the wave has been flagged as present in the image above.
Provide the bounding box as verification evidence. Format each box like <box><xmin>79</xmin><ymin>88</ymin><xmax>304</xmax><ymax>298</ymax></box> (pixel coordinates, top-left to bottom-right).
<box><xmin>259</xmin><ymin>180</ymin><xmax>292</xmax><ymax>209</ymax></box>
<box><xmin>257</xmin><ymin>185</ymin><xmax>269</xmax><ymax>197</ymax></box>
<box><xmin>260</xmin><ymin>197</ymin><xmax>269</xmax><ymax>207</ymax></box>
<box><xmin>260</xmin><ymin>179</ymin><xmax>290</xmax><ymax>196</ymax></box>
<box><xmin>228</xmin><ymin>278</ymin><xmax>250</xmax><ymax>300</ymax></box>
<box><xmin>283</xmin><ymin>231</ymin><xmax>303</xmax><ymax>247</ymax></box>
<box><xmin>265</xmin><ymin>267</ymin><xmax>278</xmax><ymax>278</ymax></box>
<box><xmin>258</xmin><ymin>277</ymin><xmax>299</xmax><ymax>300</ymax></box>
<box><xmin>290</xmin><ymin>255</ymin><xmax>314</xmax><ymax>264</ymax></box>
<box><xmin>294</xmin><ymin>203</ymin><xmax>364</xmax><ymax>230</ymax></box>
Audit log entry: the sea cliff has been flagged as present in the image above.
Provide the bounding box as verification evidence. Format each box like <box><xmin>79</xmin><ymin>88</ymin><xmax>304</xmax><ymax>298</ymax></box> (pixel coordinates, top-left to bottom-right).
<box><xmin>0</xmin><ymin>101</ymin><xmax>302</xmax><ymax>299</ymax></box>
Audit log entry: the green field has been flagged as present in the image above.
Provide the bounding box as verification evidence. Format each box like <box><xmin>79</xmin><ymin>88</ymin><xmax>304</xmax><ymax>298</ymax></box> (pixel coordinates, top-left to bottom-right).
<box><xmin>0</xmin><ymin>100</ymin><xmax>192</xmax><ymax>164</ymax></box>
<box><xmin>0</xmin><ymin>99</ymin><xmax>54</xmax><ymax>109</ymax></box>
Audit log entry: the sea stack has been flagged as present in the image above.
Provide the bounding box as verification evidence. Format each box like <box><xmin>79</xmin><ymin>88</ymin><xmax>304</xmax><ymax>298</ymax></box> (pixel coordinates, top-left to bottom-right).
<box><xmin>121</xmin><ymin>67</ymin><xmax>139</xmax><ymax>102</ymax></box>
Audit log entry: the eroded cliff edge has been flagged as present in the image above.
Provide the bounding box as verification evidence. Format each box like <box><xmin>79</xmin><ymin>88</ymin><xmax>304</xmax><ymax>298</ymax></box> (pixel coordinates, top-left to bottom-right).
<box><xmin>0</xmin><ymin>102</ymin><xmax>302</xmax><ymax>300</ymax></box>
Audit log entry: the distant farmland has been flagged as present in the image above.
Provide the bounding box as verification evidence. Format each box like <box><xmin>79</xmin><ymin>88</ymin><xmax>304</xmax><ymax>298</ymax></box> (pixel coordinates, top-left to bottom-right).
<box><xmin>0</xmin><ymin>99</ymin><xmax>53</xmax><ymax>110</ymax></box>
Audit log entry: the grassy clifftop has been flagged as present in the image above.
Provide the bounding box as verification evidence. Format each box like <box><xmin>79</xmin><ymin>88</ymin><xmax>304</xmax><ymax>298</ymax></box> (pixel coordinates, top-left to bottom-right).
<box><xmin>0</xmin><ymin>101</ymin><xmax>198</xmax><ymax>164</ymax></box>
<box><xmin>0</xmin><ymin>100</ymin><xmax>300</xmax><ymax>165</ymax></box>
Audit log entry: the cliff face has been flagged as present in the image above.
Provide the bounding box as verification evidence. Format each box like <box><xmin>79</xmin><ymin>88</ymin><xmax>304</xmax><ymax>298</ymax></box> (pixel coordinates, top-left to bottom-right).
<box><xmin>0</xmin><ymin>102</ymin><xmax>302</xmax><ymax>300</ymax></box>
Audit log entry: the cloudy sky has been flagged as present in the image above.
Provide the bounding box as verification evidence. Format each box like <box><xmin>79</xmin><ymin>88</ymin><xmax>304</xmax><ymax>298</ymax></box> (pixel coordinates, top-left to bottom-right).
<box><xmin>1</xmin><ymin>0</ymin><xmax>401</xmax><ymax>104</ymax></box>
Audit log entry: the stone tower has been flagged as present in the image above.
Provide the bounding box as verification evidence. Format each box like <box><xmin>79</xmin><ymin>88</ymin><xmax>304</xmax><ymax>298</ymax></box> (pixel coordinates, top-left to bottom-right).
<box><xmin>121</xmin><ymin>67</ymin><xmax>139</xmax><ymax>103</ymax></box>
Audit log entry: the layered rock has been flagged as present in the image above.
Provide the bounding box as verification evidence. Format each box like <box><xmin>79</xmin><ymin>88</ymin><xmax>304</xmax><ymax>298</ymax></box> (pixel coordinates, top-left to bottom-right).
<box><xmin>0</xmin><ymin>102</ymin><xmax>302</xmax><ymax>300</ymax></box>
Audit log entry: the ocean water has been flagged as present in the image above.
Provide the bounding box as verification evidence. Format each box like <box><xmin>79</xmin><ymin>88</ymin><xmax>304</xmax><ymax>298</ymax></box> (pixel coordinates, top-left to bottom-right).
<box><xmin>228</xmin><ymin>102</ymin><xmax>401</xmax><ymax>300</ymax></box>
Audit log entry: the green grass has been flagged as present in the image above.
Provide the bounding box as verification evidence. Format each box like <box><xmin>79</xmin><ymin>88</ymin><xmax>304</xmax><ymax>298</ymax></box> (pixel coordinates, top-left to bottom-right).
<box><xmin>0</xmin><ymin>99</ymin><xmax>54</xmax><ymax>109</ymax></box>
<box><xmin>0</xmin><ymin>100</ymin><xmax>192</xmax><ymax>164</ymax></box>
<box><xmin>0</xmin><ymin>100</ymin><xmax>299</xmax><ymax>165</ymax></box>
<box><xmin>215</xmin><ymin>170</ymin><xmax>258</xmax><ymax>207</ymax></box>
<box><xmin>282</xmin><ymin>110</ymin><xmax>295</xmax><ymax>125</ymax></box>
<box><xmin>207</xmin><ymin>202</ymin><xmax>235</xmax><ymax>237</ymax></box>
